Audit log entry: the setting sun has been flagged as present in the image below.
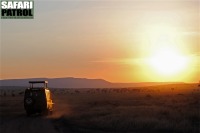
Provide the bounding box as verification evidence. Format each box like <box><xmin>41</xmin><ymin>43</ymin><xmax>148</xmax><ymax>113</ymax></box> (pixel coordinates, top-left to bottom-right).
<box><xmin>148</xmin><ymin>47</ymin><xmax>189</xmax><ymax>76</ymax></box>
<box><xmin>1</xmin><ymin>0</ymin><xmax>199</xmax><ymax>83</ymax></box>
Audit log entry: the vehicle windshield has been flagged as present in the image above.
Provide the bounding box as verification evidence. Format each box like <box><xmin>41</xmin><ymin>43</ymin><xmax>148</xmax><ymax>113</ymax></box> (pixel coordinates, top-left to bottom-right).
<box><xmin>30</xmin><ymin>83</ymin><xmax>47</xmax><ymax>88</ymax></box>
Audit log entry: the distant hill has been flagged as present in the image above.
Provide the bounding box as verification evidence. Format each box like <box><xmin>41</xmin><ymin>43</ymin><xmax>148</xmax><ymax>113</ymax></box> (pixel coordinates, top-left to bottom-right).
<box><xmin>0</xmin><ymin>77</ymin><xmax>184</xmax><ymax>88</ymax></box>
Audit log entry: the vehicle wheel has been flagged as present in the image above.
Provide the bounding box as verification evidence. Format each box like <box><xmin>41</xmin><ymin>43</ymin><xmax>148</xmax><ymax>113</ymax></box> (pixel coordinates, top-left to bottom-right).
<box><xmin>43</xmin><ymin>109</ymin><xmax>49</xmax><ymax>116</ymax></box>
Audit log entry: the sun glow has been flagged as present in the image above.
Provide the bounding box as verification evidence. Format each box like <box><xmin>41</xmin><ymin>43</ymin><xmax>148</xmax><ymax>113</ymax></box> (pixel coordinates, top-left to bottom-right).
<box><xmin>148</xmin><ymin>47</ymin><xmax>189</xmax><ymax>76</ymax></box>
<box><xmin>141</xmin><ymin>24</ymin><xmax>192</xmax><ymax>77</ymax></box>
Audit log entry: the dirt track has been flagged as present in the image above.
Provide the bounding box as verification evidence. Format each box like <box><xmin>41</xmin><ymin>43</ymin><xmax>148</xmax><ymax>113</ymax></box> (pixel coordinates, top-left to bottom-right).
<box><xmin>0</xmin><ymin>115</ymin><xmax>60</xmax><ymax>133</ymax></box>
<box><xmin>0</xmin><ymin>95</ymin><xmax>71</xmax><ymax>133</ymax></box>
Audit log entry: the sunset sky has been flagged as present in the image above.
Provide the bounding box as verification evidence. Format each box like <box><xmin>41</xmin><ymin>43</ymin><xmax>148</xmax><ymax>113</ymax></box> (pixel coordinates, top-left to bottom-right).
<box><xmin>1</xmin><ymin>0</ymin><xmax>199</xmax><ymax>82</ymax></box>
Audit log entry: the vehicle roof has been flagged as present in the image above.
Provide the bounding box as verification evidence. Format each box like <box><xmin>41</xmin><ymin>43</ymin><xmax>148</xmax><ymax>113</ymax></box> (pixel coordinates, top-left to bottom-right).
<box><xmin>29</xmin><ymin>81</ymin><xmax>48</xmax><ymax>84</ymax></box>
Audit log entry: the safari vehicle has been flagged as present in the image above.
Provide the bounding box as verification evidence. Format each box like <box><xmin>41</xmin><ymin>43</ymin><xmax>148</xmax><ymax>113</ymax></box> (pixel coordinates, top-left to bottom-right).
<box><xmin>24</xmin><ymin>81</ymin><xmax>53</xmax><ymax>116</ymax></box>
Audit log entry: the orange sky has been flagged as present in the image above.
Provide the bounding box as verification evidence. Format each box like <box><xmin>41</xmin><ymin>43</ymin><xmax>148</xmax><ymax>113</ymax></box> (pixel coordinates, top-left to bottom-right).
<box><xmin>1</xmin><ymin>0</ymin><xmax>199</xmax><ymax>82</ymax></box>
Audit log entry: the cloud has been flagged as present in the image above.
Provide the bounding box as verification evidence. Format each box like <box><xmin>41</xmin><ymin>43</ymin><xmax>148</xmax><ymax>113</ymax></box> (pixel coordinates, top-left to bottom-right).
<box><xmin>91</xmin><ymin>58</ymin><xmax>147</xmax><ymax>66</ymax></box>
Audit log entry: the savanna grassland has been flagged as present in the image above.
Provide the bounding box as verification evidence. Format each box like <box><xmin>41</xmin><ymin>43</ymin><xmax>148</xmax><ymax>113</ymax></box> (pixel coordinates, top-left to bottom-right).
<box><xmin>0</xmin><ymin>84</ymin><xmax>199</xmax><ymax>133</ymax></box>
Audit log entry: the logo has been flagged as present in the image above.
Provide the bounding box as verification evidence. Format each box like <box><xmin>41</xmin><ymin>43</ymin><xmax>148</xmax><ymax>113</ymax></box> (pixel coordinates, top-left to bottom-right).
<box><xmin>1</xmin><ymin>0</ymin><xmax>34</xmax><ymax>19</ymax></box>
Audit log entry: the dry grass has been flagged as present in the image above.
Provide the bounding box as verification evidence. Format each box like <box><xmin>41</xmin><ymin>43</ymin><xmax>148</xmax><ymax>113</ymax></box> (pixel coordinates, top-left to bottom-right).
<box><xmin>0</xmin><ymin>84</ymin><xmax>199</xmax><ymax>133</ymax></box>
